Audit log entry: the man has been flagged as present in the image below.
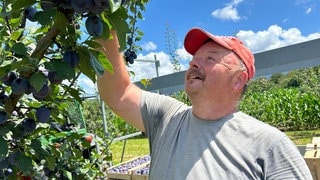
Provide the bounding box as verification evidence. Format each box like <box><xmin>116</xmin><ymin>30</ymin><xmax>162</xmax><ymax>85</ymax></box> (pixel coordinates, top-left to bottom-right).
<box><xmin>97</xmin><ymin>28</ymin><xmax>312</xmax><ymax>179</ymax></box>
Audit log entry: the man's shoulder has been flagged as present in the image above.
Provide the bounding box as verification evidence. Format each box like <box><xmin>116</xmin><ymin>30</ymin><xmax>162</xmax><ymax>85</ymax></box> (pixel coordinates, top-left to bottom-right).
<box><xmin>232</xmin><ymin>111</ymin><xmax>286</xmax><ymax>138</ymax></box>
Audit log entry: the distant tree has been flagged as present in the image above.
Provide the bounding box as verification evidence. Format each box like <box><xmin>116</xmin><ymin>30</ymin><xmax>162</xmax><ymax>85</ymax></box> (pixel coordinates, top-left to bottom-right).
<box><xmin>164</xmin><ymin>24</ymin><xmax>182</xmax><ymax>72</ymax></box>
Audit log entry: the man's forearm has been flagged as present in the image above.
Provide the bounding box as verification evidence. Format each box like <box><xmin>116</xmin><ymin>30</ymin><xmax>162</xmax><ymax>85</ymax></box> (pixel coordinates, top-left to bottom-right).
<box><xmin>96</xmin><ymin>31</ymin><xmax>132</xmax><ymax>106</ymax></box>
<box><xmin>96</xmin><ymin>31</ymin><xmax>144</xmax><ymax>131</ymax></box>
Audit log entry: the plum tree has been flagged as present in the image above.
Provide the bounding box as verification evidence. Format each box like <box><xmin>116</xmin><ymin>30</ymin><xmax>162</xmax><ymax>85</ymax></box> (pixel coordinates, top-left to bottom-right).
<box><xmin>0</xmin><ymin>0</ymin><xmax>148</xmax><ymax>178</ymax></box>
<box><xmin>85</xmin><ymin>15</ymin><xmax>104</xmax><ymax>37</ymax></box>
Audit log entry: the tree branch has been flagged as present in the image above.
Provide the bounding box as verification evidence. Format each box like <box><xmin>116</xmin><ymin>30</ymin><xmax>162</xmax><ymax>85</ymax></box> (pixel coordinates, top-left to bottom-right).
<box><xmin>31</xmin><ymin>25</ymin><xmax>60</xmax><ymax>59</ymax></box>
<box><xmin>5</xmin><ymin>26</ymin><xmax>61</xmax><ymax>115</ymax></box>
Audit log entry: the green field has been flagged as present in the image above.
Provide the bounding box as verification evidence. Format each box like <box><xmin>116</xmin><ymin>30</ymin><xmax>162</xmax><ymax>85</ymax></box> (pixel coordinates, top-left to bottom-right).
<box><xmin>109</xmin><ymin>129</ymin><xmax>320</xmax><ymax>165</ymax></box>
<box><xmin>110</xmin><ymin>138</ymin><xmax>150</xmax><ymax>165</ymax></box>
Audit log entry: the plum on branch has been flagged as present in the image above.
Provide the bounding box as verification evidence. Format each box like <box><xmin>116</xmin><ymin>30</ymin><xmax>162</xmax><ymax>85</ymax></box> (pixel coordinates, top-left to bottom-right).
<box><xmin>1</xmin><ymin>71</ymin><xmax>17</xmax><ymax>86</ymax></box>
<box><xmin>22</xmin><ymin>118</ymin><xmax>37</xmax><ymax>133</ymax></box>
<box><xmin>63</xmin><ymin>50</ymin><xmax>80</xmax><ymax>68</ymax></box>
<box><xmin>10</xmin><ymin>78</ymin><xmax>30</xmax><ymax>95</ymax></box>
<box><xmin>85</xmin><ymin>15</ymin><xmax>103</xmax><ymax>37</ymax></box>
<box><xmin>25</xmin><ymin>7</ymin><xmax>38</xmax><ymax>22</ymax></box>
<box><xmin>36</xmin><ymin>106</ymin><xmax>51</xmax><ymax>123</ymax></box>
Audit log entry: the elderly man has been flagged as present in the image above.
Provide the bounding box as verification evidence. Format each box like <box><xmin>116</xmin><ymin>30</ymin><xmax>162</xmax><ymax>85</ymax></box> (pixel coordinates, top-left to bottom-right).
<box><xmin>97</xmin><ymin>28</ymin><xmax>312</xmax><ymax>179</ymax></box>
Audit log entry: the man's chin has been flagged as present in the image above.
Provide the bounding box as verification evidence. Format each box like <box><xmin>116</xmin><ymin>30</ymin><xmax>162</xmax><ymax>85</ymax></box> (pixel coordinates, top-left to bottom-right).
<box><xmin>185</xmin><ymin>82</ymin><xmax>201</xmax><ymax>94</ymax></box>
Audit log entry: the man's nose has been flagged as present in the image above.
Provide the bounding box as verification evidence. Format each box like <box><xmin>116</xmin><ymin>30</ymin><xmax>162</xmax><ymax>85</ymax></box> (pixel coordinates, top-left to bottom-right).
<box><xmin>189</xmin><ymin>57</ymin><xmax>202</xmax><ymax>69</ymax></box>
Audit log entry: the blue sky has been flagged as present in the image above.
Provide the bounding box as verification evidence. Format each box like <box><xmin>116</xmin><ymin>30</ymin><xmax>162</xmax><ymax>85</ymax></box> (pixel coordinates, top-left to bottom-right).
<box><xmin>79</xmin><ymin>0</ymin><xmax>320</xmax><ymax>95</ymax></box>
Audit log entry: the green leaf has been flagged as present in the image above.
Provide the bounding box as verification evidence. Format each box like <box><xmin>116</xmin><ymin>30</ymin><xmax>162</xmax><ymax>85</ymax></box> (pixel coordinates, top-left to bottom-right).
<box><xmin>11</xmin><ymin>29</ymin><xmax>24</xmax><ymax>41</ymax></box>
<box><xmin>89</xmin><ymin>50</ymin><xmax>113</xmax><ymax>77</ymax></box>
<box><xmin>0</xmin><ymin>58</ymin><xmax>29</xmax><ymax>78</ymax></box>
<box><xmin>16</xmin><ymin>153</ymin><xmax>32</xmax><ymax>174</ymax></box>
<box><xmin>44</xmin><ymin>61</ymin><xmax>75</xmax><ymax>80</ymax></box>
<box><xmin>46</xmin><ymin>156</ymin><xmax>56</xmax><ymax>171</ymax></box>
<box><xmin>31</xmin><ymin>139</ymin><xmax>51</xmax><ymax>156</ymax></box>
<box><xmin>30</xmin><ymin>72</ymin><xmax>47</xmax><ymax>92</ymax></box>
<box><xmin>107</xmin><ymin>7</ymin><xmax>130</xmax><ymax>51</ymax></box>
<box><xmin>64</xmin><ymin>170</ymin><xmax>72</xmax><ymax>180</ymax></box>
<box><xmin>0</xmin><ymin>137</ymin><xmax>8</xmax><ymax>161</ymax></box>
<box><xmin>95</xmin><ymin>50</ymin><xmax>113</xmax><ymax>72</ymax></box>
<box><xmin>12</xmin><ymin>0</ymin><xmax>36</xmax><ymax>10</ymax></box>
<box><xmin>37</xmin><ymin>10</ymin><xmax>55</xmax><ymax>26</ymax></box>
<box><xmin>84</xmin><ymin>40</ymin><xmax>103</xmax><ymax>49</ymax></box>
<box><xmin>55</xmin><ymin>11</ymin><xmax>68</xmax><ymax>32</ymax></box>
<box><xmin>89</xmin><ymin>52</ymin><xmax>104</xmax><ymax>77</ymax></box>
<box><xmin>12</xmin><ymin>42</ymin><xmax>28</xmax><ymax>56</ymax></box>
<box><xmin>110</xmin><ymin>0</ymin><xmax>122</xmax><ymax>13</ymax></box>
<box><xmin>140</xmin><ymin>78</ymin><xmax>152</xmax><ymax>88</ymax></box>
<box><xmin>77</xmin><ymin>46</ymin><xmax>96</xmax><ymax>83</ymax></box>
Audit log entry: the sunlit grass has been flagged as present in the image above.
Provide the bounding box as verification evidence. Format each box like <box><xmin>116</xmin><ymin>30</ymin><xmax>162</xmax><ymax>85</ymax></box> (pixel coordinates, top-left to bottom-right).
<box><xmin>110</xmin><ymin>138</ymin><xmax>149</xmax><ymax>165</ymax></box>
<box><xmin>285</xmin><ymin>129</ymin><xmax>320</xmax><ymax>145</ymax></box>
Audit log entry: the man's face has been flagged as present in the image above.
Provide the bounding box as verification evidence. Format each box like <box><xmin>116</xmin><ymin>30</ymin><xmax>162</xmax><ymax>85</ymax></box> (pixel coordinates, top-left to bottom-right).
<box><xmin>185</xmin><ymin>41</ymin><xmax>242</xmax><ymax>102</ymax></box>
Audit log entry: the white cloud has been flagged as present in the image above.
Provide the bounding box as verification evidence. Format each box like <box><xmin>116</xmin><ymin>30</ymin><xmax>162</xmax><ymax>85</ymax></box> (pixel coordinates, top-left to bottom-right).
<box><xmin>236</xmin><ymin>24</ymin><xmax>320</xmax><ymax>53</ymax></box>
<box><xmin>127</xmin><ymin>47</ymin><xmax>193</xmax><ymax>82</ymax></box>
<box><xmin>127</xmin><ymin>51</ymin><xmax>173</xmax><ymax>82</ymax></box>
<box><xmin>306</xmin><ymin>7</ymin><xmax>312</xmax><ymax>14</ymax></box>
<box><xmin>141</xmin><ymin>41</ymin><xmax>157</xmax><ymax>51</ymax></box>
<box><xmin>77</xmin><ymin>74</ymin><xmax>97</xmax><ymax>95</ymax></box>
<box><xmin>211</xmin><ymin>0</ymin><xmax>243</xmax><ymax>21</ymax></box>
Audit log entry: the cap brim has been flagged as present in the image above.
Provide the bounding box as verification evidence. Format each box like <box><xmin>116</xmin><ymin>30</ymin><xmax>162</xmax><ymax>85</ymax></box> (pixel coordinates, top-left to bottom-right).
<box><xmin>184</xmin><ymin>28</ymin><xmax>232</xmax><ymax>55</ymax></box>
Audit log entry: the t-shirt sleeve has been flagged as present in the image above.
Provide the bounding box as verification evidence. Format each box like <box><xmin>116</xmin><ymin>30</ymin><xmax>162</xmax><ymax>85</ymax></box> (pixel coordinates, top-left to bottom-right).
<box><xmin>140</xmin><ymin>90</ymin><xmax>187</xmax><ymax>151</ymax></box>
<box><xmin>265</xmin><ymin>135</ymin><xmax>313</xmax><ymax>179</ymax></box>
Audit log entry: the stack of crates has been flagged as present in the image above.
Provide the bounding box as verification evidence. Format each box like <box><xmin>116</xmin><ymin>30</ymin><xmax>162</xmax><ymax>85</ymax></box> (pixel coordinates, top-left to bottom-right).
<box><xmin>304</xmin><ymin>137</ymin><xmax>320</xmax><ymax>180</ymax></box>
<box><xmin>107</xmin><ymin>155</ymin><xmax>150</xmax><ymax>180</ymax></box>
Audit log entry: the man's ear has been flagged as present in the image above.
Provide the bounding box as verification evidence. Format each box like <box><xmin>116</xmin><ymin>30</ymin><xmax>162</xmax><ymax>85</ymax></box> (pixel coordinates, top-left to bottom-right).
<box><xmin>233</xmin><ymin>71</ymin><xmax>248</xmax><ymax>91</ymax></box>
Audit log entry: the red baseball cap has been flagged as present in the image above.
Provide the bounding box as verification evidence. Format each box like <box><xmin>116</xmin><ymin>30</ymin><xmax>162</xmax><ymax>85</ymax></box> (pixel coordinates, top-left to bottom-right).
<box><xmin>184</xmin><ymin>27</ymin><xmax>255</xmax><ymax>80</ymax></box>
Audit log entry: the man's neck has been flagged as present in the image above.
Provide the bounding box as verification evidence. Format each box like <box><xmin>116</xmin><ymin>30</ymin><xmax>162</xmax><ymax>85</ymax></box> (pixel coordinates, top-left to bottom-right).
<box><xmin>191</xmin><ymin>100</ymin><xmax>237</xmax><ymax>120</ymax></box>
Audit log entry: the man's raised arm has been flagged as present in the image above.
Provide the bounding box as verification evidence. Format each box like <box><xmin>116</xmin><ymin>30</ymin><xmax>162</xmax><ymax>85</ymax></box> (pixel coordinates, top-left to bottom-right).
<box><xmin>96</xmin><ymin>30</ymin><xmax>144</xmax><ymax>131</ymax></box>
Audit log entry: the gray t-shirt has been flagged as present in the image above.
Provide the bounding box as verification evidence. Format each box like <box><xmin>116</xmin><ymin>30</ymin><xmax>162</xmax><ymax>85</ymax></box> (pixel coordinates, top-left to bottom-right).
<box><xmin>141</xmin><ymin>91</ymin><xmax>312</xmax><ymax>180</ymax></box>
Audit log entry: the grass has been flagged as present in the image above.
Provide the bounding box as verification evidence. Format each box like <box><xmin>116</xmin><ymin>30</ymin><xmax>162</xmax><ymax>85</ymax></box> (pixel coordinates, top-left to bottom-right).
<box><xmin>109</xmin><ymin>137</ymin><xmax>149</xmax><ymax>165</ymax></box>
<box><xmin>285</xmin><ymin>129</ymin><xmax>320</xmax><ymax>145</ymax></box>
<box><xmin>109</xmin><ymin>129</ymin><xmax>320</xmax><ymax>165</ymax></box>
